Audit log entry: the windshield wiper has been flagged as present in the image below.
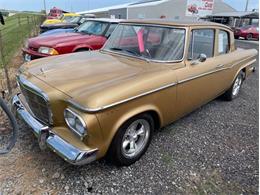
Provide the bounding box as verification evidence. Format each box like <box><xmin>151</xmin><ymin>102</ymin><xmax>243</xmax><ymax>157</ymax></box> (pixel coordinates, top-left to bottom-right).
<box><xmin>109</xmin><ymin>47</ymin><xmax>150</xmax><ymax>63</ymax></box>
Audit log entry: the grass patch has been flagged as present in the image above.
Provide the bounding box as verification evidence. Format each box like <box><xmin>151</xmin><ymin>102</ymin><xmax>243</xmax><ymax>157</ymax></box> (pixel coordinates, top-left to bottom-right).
<box><xmin>0</xmin><ymin>13</ymin><xmax>44</xmax><ymax>68</ymax></box>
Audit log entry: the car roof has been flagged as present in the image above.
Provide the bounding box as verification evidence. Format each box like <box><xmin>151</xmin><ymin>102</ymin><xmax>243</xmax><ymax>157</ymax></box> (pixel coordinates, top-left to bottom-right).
<box><xmin>87</xmin><ymin>18</ymin><xmax>123</xmax><ymax>23</ymax></box>
<box><xmin>63</xmin><ymin>13</ymin><xmax>80</xmax><ymax>16</ymax></box>
<box><xmin>120</xmin><ymin>19</ymin><xmax>232</xmax><ymax>30</ymax></box>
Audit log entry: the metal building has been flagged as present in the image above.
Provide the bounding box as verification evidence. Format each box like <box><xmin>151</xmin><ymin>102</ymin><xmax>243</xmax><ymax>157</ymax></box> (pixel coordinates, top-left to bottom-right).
<box><xmin>78</xmin><ymin>0</ymin><xmax>236</xmax><ymax>20</ymax></box>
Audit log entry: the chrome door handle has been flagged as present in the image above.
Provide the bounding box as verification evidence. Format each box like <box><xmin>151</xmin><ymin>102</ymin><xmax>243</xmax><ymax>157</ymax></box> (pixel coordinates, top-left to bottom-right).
<box><xmin>216</xmin><ymin>64</ymin><xmax>225</xmax><ymax>69</ymax></box>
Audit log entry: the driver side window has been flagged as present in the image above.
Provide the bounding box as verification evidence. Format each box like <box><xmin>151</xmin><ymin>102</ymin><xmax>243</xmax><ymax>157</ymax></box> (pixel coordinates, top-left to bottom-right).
<box><xmin>188</xmin><ymin>29</ymin><xmax>215</xmax><ymax>60</ymax></box>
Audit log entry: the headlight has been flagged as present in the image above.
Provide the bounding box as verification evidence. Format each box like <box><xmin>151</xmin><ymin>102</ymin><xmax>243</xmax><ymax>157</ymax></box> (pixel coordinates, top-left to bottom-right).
<box><xmin>64</xmin><ymin>108</ymin><xmax>87</xmax><ymax>138</ymax></box>
<box><xmin>38</xmin><ymin>47</ymin><xmax>59</xmax><ymax>55</ymax></box>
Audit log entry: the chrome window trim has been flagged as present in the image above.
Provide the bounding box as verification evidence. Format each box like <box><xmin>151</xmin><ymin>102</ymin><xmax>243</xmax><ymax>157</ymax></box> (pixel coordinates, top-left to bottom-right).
<box><xmin>101</xmin><ymin>23</ymin><xmax>188</xmax><ymax>63</ymax></box>
<box><xmin>64</xmin><ymin>108</ymin><xmax>87</xmax><ymax>140</ymax></box>
<box><xmin>17</xmin><ymin>75</ymin><xmax>53</xmax><ymax>125</ymax></box>
<box><xmin>67</xmin><ymin>55</ymin><xmax>256</xmax><ymax>113</ymax></box>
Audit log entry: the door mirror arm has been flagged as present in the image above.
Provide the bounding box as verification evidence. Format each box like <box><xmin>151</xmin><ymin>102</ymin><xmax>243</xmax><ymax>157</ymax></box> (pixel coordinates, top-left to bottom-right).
<box><xmin>191</xmin><ymin>53</ymin><xmax>207</xmax><ymax>65</ymax></box>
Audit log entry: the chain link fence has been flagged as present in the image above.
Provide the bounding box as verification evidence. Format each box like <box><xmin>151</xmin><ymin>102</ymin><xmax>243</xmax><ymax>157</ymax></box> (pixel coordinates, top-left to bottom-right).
<box><xmin>0</xmin><ymin>13</ymin><xmax>45</xmax><ymax>96</ymax></box>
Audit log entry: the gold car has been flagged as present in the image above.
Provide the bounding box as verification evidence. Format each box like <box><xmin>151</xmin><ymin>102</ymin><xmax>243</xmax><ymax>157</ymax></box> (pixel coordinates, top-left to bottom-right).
<box><xmin>12</xmin><ymin>20</ymin><xmax>257</xmax><ymax>166</ymax></box>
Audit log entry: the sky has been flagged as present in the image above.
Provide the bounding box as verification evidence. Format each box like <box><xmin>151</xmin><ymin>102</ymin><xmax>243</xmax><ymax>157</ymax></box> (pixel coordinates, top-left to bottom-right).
<box><xmin>0</xmin><ymin>0</ymin><xmax>259</xmax><ymax>12</ymax></box>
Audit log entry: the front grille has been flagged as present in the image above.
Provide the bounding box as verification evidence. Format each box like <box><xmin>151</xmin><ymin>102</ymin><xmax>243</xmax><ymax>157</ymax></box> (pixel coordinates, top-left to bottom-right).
<box><xmin>18</xmin><ymin>77</ymin><xmax>52</xmax><ymax>125</ymax></box>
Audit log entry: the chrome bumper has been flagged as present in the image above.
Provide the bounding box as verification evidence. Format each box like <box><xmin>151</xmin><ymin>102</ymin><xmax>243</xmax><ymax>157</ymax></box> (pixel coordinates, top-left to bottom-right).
<box><xmin>12</xmin><ymin>94</ymin><xmax>98</xmax><ymax>166</ymax></box>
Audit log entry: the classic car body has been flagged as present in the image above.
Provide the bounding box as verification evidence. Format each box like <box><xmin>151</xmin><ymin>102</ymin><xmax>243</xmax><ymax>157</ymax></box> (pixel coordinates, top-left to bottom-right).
<box><xmin>42</xmin><ymin>13</ymin><xmax>80</xmax><ymax>25</ymax></box>
<box><xmin>234</xmin><ymin>25</ymin><xmax>259</xmax><ymax>40</ymax></box>
<box><xmin>13</xmin><ymin>20</ymin><xmax>257</xmax><ymax>166</ymax></box>
<box><xmin>22</xmin><ymin>19</ymin><xmax>120</xmax><ymax>61</ymax></box>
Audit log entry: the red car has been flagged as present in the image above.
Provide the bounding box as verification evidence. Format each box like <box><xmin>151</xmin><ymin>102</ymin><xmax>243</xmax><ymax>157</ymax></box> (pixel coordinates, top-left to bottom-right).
<box><xmin>22</xmin><ymin>19</ymin><xmax>120</xmax><ymax>61</ymax></box>
<box><xmin>234</xmin><ymin>25</ymin><xmax>259</xmax><ymax>40</ymax></box>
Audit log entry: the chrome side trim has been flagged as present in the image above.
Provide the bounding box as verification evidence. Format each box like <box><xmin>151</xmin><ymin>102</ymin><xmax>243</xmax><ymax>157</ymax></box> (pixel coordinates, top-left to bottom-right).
<box><xmin>179</xmin><ymin>55</ymin><xmax>255</xmax><ymax>84</ymax></box>
<box><xmin>68</xmin><ymin>55</ymin><xmax>256</xmax><ymax>113</ymax></box>
<box><xmin>178</xmin><ymin>67</ymin><xmax>229</xmax><ymax>84</ymax></box>
<box><xmin>67</xmin><ymin>81</ymin><xmax>178</xmax><ymax>113</ymax></box>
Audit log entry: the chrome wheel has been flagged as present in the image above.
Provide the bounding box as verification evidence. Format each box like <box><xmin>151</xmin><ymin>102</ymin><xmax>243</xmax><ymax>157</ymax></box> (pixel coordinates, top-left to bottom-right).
<box><xmin>121</xmin><ymin>119</ymin><xmax>150</xmax><ymax>158</ymax></box>
<box><xmin>232</xmin><ymin>75</ymin><xmax>242</xmax><ymax>96</ymax></box>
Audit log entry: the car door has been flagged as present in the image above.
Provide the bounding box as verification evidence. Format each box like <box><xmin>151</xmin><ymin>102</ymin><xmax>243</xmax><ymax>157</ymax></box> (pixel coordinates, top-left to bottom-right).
<box><xmin>175</xmin><ymin>28</ymin><xmax>229</xmax><ymax>118</ymax></box>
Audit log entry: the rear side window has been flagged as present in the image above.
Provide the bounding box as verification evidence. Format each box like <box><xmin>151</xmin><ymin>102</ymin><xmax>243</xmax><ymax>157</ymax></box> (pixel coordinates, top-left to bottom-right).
<box><xmin>218</xmin><ymin>30</ymin><xmax>230</xmax><ymax>55</ymax></box>
<box><xmin>188</xmin><ymin>29</ymin><xmax>215</xmax><ymax>60</ymax></box>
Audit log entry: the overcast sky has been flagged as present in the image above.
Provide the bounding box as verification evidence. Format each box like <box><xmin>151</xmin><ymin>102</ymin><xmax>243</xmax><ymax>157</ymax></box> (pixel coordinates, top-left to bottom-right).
<box><xmin>0</xmin><ymin>0</ymin><xmax>258</xmax><ymax>12</ymax></box>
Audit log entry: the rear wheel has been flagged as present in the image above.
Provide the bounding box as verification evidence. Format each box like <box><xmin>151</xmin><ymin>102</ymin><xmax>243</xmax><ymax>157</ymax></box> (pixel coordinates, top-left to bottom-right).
<box><xmin>234</xmin><ymin>35</ymin><xmax>239</xmax><ymax>39</ymax></box>
<box><xmin>108</xmin><ymin>114</ymin><xmax>154</xmax><ymax>166</ymax></box>
<box><xmin>222</xmin><ymin>71</ymin><xmax>244</xmax><ymax>101</ymax></box>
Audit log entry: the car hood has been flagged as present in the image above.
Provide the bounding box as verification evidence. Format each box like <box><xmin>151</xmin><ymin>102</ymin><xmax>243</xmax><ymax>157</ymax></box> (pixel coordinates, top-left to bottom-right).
<box><xmin>21</xmin><ymin>51</ymin><xmax>176</xmax><ymax>110</ymax></box>
<box><xmin>28</xmin><ymin>32</ymin><xmax>94</xmax><ymax>48</ymax></box>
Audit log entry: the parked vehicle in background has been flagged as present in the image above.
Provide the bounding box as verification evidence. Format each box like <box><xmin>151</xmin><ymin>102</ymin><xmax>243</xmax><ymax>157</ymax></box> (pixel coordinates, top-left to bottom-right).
<box><xmin>47</xmin><ymin>7</ymin><xmax>65</xmax><ymax>19</ymax></box>
<box><xmin>40</xmin><ymin>15</ymin><xmax>89</xmax><ymax>33</ymax></box>
<box><xmin>42</xmin><ymin>13</ymin><xmax>80</xmax><ymax>25</ymax></box>
<box><xmin>13</xmin><ymin>20</ymin><xmax>257</xmax><ymax>166</ymax></box>
<box><xmin>234</xmin><ymin>25</ymin><xmax>259</xmax><ymax>40</ymax></box>
<box><xmin>39</xmin><ymin>28</ymin><xmax>76</xmax><ymax>36</ymax></box>
<box><xmin>23</xmin><ymin>19</ymin><xmax>121</xmax><ymax>61</ymax></box>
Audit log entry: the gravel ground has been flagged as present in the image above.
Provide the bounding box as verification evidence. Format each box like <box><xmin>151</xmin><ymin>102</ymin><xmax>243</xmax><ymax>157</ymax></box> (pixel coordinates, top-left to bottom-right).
<box><xmin>0</xmin><ymin>40</ymin><xmax>258</xmax><ymax>195</ymax></box>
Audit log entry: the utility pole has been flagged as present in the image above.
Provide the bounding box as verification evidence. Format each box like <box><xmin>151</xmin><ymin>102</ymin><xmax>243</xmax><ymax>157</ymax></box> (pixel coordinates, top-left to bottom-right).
<box><xmin>43</xmin><ymin>0</ymin><xmax>47</xmax><ymax>15</ymax></box>
<box><xmin>245</xmin><ymin>0</ymin><xmax>249</xmax><ymax>11</ymax></box>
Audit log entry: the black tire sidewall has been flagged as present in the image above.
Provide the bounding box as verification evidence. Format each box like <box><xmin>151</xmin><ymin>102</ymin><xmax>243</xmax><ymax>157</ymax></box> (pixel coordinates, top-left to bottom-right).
<box><xmin>110</xmin><ymin>114</ymin><xmax>154</xmax><ymax>166</ymax></box>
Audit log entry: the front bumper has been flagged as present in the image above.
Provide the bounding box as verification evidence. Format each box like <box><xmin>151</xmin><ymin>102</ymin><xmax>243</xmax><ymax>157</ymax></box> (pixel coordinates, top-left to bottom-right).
<box><xmin>12</xmin><ymin>94</ymin><xmax>98</xmax><ymax>166</ymax></box>
<box><xmin>22</xmin><ymin>48</ymin><xmax>50</xmax><ymax>61</ymax></box>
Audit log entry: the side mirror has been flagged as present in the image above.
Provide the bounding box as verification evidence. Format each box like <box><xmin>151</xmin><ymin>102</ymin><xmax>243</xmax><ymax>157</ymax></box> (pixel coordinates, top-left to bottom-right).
<box><xmin>0</xmin><ymin>12</ymin><xmax>5</xmax><ymax>25</ymax></box>
<box><xmin>191</xmin><ymin>53</ymin><xmax>207</xmax><ymax>65</ymax></box>
<box><xmin>198</xmin><ymin>53</ymin><xmax>207</xmax><ymax>62</ymax></box>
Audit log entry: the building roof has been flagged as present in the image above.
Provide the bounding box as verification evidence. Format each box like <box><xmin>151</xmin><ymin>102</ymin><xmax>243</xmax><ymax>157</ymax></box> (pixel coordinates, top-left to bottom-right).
<box><xmin>77</xmin><ymin>0</ymin><xmax>168</xmax><ymax>14</ymax></box>
<box><xmin>210</xmin><ymin>11</ymin><xmax>259</xmax><ymax>18</ymax></box>
<box><xmin>87</xmin><ymin>18</ymin><xmax>123</xmax><ymax>23</ymax></box>
<box><xmin>77</xmin><ymin>3</ymin><xmax>132</xmax><ymax>14</ymax></box>
<box><xmin>121</xmin><ymin>19</ymin><xmax>232</xmax><ymax>29</ymax></box>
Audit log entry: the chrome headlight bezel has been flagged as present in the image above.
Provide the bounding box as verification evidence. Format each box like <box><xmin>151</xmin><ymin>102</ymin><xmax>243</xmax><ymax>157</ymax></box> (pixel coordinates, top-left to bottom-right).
<box><xmin>64</xmin><ymin>108</ymin><xmax>87</xmax><ymax>139</ymax></box>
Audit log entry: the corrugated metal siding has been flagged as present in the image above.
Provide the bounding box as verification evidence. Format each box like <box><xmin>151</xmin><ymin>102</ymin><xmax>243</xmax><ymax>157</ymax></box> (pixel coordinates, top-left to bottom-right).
<box><xmin>127</xmin><ymin>0</ymin><xmax>235</xmax><ymax>20</ymax></box>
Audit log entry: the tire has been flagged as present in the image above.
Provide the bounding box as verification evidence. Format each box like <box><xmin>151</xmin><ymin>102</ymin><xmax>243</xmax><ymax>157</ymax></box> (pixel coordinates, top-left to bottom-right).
<box><xmin>222</xmin><ymin>71</ymin><xmax>244</xmax><ymax>101</ymax></box>
<box><xmin>246</xmin><ymin>33</ymin><xmax>253</xmax><ymax>40</ymax></box>
<box><xmin>234</xmin><ymin>35</ymin><xmax>239</xmax><ymax>39</ymax></box>
<box><xmin>0</xmin><ymin>97</ymin><xmax>18</xmax><ymax>154</ymax></box>
<box><xmin>108</xmin><ymin>113</ymin><xmax>154</xmax><ymax>166</ymax></box>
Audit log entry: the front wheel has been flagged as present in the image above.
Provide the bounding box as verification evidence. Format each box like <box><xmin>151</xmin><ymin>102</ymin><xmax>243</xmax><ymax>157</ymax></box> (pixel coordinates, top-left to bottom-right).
<box><xmin>108</xmin><ymin>114</ymin><xmax>154</xmax><ymax>166</ymax></box>
<box><xmin>246</xmin><ymin>33</ymin><xmax>253</xmax><ymax>40</ymax></box>
<box><xmin>222</xmin><ymin>71</ymin><xmax>244</xmax><ymax>101</ymax></box>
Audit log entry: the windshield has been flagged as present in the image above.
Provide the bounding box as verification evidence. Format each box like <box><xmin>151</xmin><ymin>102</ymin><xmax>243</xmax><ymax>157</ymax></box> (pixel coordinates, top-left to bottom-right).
<box><xmin>103</xmin><ymin>24</ymin><xmax>186</xmax><ymax>62</ymax></box>
<box><xmin>66</xmin><ymin>16</ymin><xmax>81</xmax><ymax>23</ymax></box>
<box><xmin>63</xmin><ymin>16</ymin><xmax>75</xmax><ymax>22</ymax></box>
<box><xmin>77</xmin><ymin>21</ymin><xmax>109</xmax><ymax>35</ymax></box>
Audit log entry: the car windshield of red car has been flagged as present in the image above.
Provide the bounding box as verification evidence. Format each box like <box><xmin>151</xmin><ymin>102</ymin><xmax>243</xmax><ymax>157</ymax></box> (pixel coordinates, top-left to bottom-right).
<box><xmin>77</xmin><ymin>21</ymin><xmax>109</xmax><ymax>36</ymax></box>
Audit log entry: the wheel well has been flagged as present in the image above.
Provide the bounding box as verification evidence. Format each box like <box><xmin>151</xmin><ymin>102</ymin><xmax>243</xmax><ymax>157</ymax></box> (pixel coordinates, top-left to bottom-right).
<box><xmin>145</xmin><ymin>110</ymin><xmax>161</xmax><ymax>130</ymax></box>
<box><xmin>75</xmin><ymin>48</ymin><xmax>90</xmax><ymax>52</ymax></box>
<box><xmin>242</xmin><ymin>68</ymin><xmax>246</xmax><ymax>79</ymax></box>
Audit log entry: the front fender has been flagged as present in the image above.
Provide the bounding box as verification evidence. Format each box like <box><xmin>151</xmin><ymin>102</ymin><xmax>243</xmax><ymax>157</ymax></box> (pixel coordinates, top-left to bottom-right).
<box><xmin>96</xmin><ymin>103</ymin><xmax>163</xmax><ymax>156</ymax></box>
